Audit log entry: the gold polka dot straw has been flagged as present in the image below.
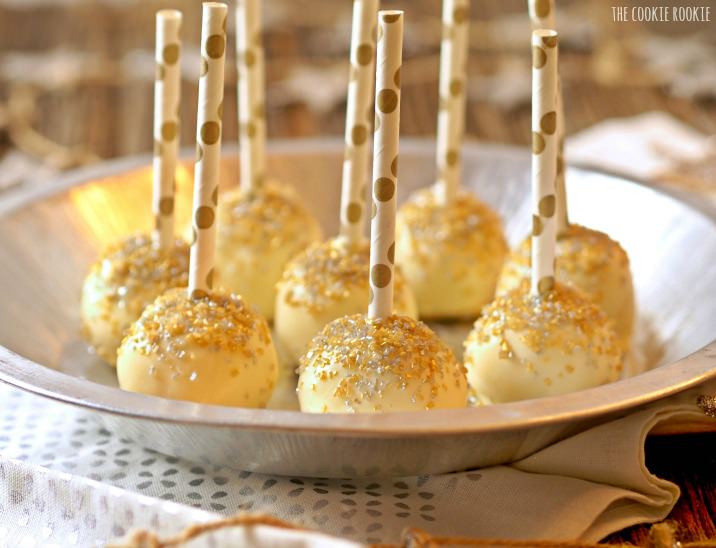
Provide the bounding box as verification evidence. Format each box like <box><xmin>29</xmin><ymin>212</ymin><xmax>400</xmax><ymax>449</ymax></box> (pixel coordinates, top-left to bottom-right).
<box><xmin>339</xmin><ymin>0</ymin><xmax>378</xmax><ymax>243</ymax></box>
<box><xmin>188</xmin><ymin>2</ymin><xmax>227</xmax><ymax>299</ymax></box>
<box><xmin>530</xmin><ymin>29</ymin><xmax>559</xmax><ymax>297</ymax></box>
<box><xmin>435</xmin><ymin>0</ymin><xmax>470</xmax><ymax>205</ymax></box>
<box><xmin>236</xmin><ymin>0</ymin><xmax>266</xmax><ymax>193</ymax></box>
<box><xmin>528</xmin><ymin>0</ymin><xmax>568</xmax><ymax>233</ymax></box>
<box><xmin>368</xmin><ymin>10</ymin><xmax>403</xmax><ymax>320</ymax></box>
<box><xmin>152</xmin><ymin>9</ymin><xmax>182</xmax><ymax>250</ymax></box>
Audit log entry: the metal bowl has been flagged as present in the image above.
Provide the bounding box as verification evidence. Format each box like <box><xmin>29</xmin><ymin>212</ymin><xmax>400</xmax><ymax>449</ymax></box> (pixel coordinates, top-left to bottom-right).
<box><xmin>0</xmin><ymin>139</ymin><xmax>714</xmax><ymax>478</ymax></box>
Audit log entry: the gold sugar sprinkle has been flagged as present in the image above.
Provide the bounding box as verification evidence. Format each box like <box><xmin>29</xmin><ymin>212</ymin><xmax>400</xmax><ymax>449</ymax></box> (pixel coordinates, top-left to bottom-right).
<box><xmin>502</xmin><ymin>224</ymin><xmax>630</xmax><ymax>286</ymax></box>
<box><xmin>120</xmin><ymin>287</ymin><xmax>272</xmax><ymax>361</ymax></box>
<box><xmin>398</xmin><ymin>187</ymin><xmax>507</xmax><ymax>268</ymax></box>
<box><xmin>299</xmin><ymin>314</ymin><xmax>465</xmax><ymax>411</ymax></box>
<box><xmin>465</xmin><ymin>283</ymin><xmax>620</xmax><ymax>360</ymax></box>
<box><xmin>217</xmin><ymin>182</ymin><xmax>318</xmax><ymax>250</ymax></box>
<box><xmin>88</xmin><ymin>234</ymin><xmax>189</xmax><ymax>318</ymax></box>
<box><xmin>279</xmin><ymin>238</ymin><xmax>411</xmax><ymax>313</ymax></box>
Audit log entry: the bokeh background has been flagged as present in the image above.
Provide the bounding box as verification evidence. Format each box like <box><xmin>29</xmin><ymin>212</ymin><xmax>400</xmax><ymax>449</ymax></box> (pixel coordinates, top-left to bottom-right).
<box><xmin>0</xmin><ymin>0</ymin><xmax>715</xmax><ymax>189</ymax></box>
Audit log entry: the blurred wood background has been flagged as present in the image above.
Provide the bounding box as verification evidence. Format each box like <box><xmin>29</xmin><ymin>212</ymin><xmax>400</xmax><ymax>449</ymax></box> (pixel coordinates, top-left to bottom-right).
<box><xmin>1</xmin><ymin>0</ymin><xmax>715</xmax><ymax>166</ymax></box>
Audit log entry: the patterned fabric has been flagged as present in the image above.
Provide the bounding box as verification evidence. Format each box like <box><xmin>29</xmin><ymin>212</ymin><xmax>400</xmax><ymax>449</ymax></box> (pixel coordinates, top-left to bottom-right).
<box><xmin>0</xmin><ymin>381</ymin><xmax>714</xmax><ymax>546</ymax></box>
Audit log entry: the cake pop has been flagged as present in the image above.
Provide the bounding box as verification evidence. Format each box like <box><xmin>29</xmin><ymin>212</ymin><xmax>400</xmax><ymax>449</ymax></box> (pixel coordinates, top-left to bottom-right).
<box><xmin>274</xmin><ymin>0</ymin><xmax>417</xmax><ymax>363</ymax></box>
<box><xmin>213</xmin><ymin>0</ymin><xmax>321</xmax><ymax>321</ymax></box>
<box><xmin>118</xmin><ymin>2</ymin><xmax>278</xmax><ymax>408</ymax></box>
<box><xmin>298</xmin><ymin>12</ymin><xmax>468</xmax><ymax>413</ymax></box>
<box><xmin>463</xmin><ymin>30</ymin><xmax>621</xmax><ymax>404</ymax></box>
<box><xmin>275</xmin><ymin>238</ymin><xmax>417</xmax><ymax>363</ymax></box>
<box><xmin>496</xmin><ymin>0</ymin><xmax>635</xmax><ymax>349</ymax></box>
<box><xmin>395</xmin><ymin>0</ymin><xmax>508</xmax><ymax>320</ymax></box>
<box><xmin>496</xmin><ymin>225</ymin><xmax>634</xmax><ymax>349</ymax></box>
<box><xmin>81</xmin><ymin>10</ymin><xmax>187</xmax><ymax>366</ymax></box>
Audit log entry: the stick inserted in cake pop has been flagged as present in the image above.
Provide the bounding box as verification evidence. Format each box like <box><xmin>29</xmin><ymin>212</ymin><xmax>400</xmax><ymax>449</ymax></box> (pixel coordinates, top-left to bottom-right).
<box><xmin>530</xmin><ymin>29</ymin><xmax>559</xmax><ymax>296</ymax></box>
<box><xmin>236</xmin><ymin>0</ymin><xmax>266</xmax><ymax>193</ymax></box>
<box><xmin>528</xmin><ymin>0</ymin><xmax>567</xmax><ymax>233</ymax></box>
<box><xmin>435</xmin><ymin>0</ymin><xmax>469</xmax><ymax>205</ymax></box>
<box><xmin>188</xmin><ymin>1</ymin><xmax>227</xmax><ymax>299</ymax></box>
<box><xmin>339</xmin><ymin>0</ymin><xmax>378</xmax><ymax>243</ymax></box>
<box><xmin>368</xmin><ymin>10</ymin><xmax>403</xmax><ymax>320</ymax></box>
<box><xmin>153</xmin><ymin>9</ymin><xmax>182</xmax><ymax>249</ymax></box>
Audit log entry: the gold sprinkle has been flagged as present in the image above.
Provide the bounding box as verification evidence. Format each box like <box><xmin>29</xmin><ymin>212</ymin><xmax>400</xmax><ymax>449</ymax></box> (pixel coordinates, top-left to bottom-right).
<box><xmin>278</xmin><ymin>239</ymin><xmax>411</xmax><ymax>314</ymax></box>
<box><xmin>119</xmin><ymin>288</ymin><xmax>271</xmax><ymax>360</ymax></box>
<box><xmin>299</xmin><ymin>314</ymin><xmax>464</xmax><ymax>411</ymax></box>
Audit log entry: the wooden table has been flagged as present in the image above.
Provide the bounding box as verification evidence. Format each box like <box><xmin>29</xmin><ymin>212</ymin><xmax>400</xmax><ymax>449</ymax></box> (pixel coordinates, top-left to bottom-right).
<box><xmin>0</xmin><ymin>1</ymin><xmax>714</xmax><ymax>545</ymax></box>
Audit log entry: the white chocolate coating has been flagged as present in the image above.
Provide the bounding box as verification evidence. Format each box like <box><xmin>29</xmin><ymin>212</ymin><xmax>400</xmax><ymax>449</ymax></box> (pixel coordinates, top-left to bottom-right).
<box><xmin>396</xmin><ymin>187</ymin><xmax>508</xmax><ymax>319</ymax></box>
<box><xmin>497</xmin><ymin>224</ymin><xmax>634</xmax><ymax>350</ymax></box>
<box><xmin>213</xmin><ymin>182</ymin><xmax>322</xmax><ymax>321</ymax></box>
<box><xmin>298</xmin><ymin>314</ymin><xmax>468</xmax><ymax>413</ymax></box>
<box><xmin>463</xmin><ymin>284</ymin><xmax>621</xmax><ymax>404</ymax></box>
<box><xmin>117</xmin><ymin>288</ymin><xmax>278</xmax><ymax>408</ymax></box>
<box><xmin>80</xmin><ymin>234</ymin><xmax>189</xmax><ymax>366</ymax></box>
<box><xmin>274</xmin><ymin>238</ymin><xmax>418</xmax><ymax>363</ymax></box>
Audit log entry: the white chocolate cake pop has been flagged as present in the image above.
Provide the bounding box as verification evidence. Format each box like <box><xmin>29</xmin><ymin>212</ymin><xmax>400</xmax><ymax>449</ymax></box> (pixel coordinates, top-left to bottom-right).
<box><xmin>117</xmin><ymin>288</ymin><xmax>277</xmax><ymax>407</ymax></box>
<box><xmin>396</xmin><ymin>188</ymin><xmax>508</xmax><ymax>319</ymax></box>
<box><xmin>81</xmin><ymin>234</ymin><xmax>189</xmax><ymax>365</ymax></box>
<box><xmin>395</xmin><ymin>0</ymin><xmax>508</xmax><ymax>319</ymax></box>
<box><xmin>274</xmin><ymin>0</ymin><xmax>418</xmax><ymax>362</ymax></box>
<box><xmin>298</xmin><ymin>11</ymin><xmax>467</xmax><ymax>414</ymax></box>
<box><xmin>298</xmin><ymin>314</ymin><xmax>467</xmax><ymax>412</ymax></box>
<box><xmin>496</xmin><ymin>225</ymin><xmax>635</xmax><ymax>350</ymax></box>
<box><xmin>463</xmin><ymin>284</ymin><xmax>621</xmax><ymax>404</ymax></box>
<box><xmin>215</xmin><ymin>183</ymin><xmax>322</xmax><ymax>321</ymax></box>
<box><xmin>464</xmin><ymin>29</ymin><xmax>621</xmax><ymax>404</ymax></box>
<box><xmin>275</xmin><ymin>237</ymin><xmax>417</xmax><ymax>363</ymax></box>
<box><xmin>214</xmin><ymin>0</ymin><xmax>321</xmax><ymax>321</ymax></box>
<box><xmin>82</xmin><ymin>10</ymin><xmax>186</xmax><ymax>366</ymax></box>
<box><xmin>118</xmin><ymin>3</ymin><xmax>278</xmax><ymax>408</ymax></box>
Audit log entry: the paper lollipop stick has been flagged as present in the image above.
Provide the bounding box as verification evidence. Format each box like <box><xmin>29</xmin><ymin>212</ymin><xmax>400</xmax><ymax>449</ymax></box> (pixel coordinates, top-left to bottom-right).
<box><xmin>188</xmin><ymin>2</ymin><xmax>227</xmax><ymax>299</ymax></box>
<box><xmin>530</xmin><ymin>29</ymin><xmax>559</xmax><ymax>296</ymax></box>
<box><xmin>236</xmin><ymin>0</ymin><xmax>266</xmax><ymax>193</ymax></box>
<box><xmin>528</xmin><ymin>0</ymin><xmax>568</xmax><ymax>233</ymax></box>
<box><xmin>152</xmin><ymin>9</ymin><xmax>182</xmax><ymax>249</ymax></box>
<box><xmin>435</xmin><ymin>0</ymin><xmax>470</xmax><ymax>205</ymax></box>
<box><xmin>339</xmin><ymin>0</ymin><xmax>379</xmax><ymax>243</ymax></box>
<box><xmin>368</xmin><ymin>10</ymin><xmax>403</xmax><ymax>319</ymax></box>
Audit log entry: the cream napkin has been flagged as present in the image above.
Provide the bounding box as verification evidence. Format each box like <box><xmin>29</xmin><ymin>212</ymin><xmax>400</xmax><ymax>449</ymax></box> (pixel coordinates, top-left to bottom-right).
<box><xmin>0</xmin><ymin>381</ymin><xmax>713</xmax><ymax>546</ymax></box>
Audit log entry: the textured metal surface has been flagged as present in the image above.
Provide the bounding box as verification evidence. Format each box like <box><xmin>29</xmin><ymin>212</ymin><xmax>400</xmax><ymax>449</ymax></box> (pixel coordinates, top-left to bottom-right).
<box><xmin>0</xmin><ymin>139</ymin><xmax>714</xmax><ymax>477</ymax></box>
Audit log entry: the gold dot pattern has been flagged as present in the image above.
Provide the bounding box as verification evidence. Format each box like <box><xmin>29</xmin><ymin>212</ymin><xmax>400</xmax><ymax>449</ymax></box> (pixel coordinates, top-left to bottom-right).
<box><xmin>237</xmin><ymin>0</ymin><xmax>267</xmax><ymax>194</ymax></box>
<box><xmin>206</xmin><ymin>34</ymin><xmax>225</xmax><ymax>59</ymax></box>
<box><xmin>351</xmin><ymin>124</ymin><xmax>368</xmax><ymax>145</ymax></box>
<box><xmin>339</xmin><ymin>0</ymin><xmax>379</xmax><ymax>243</ymax></box>
<box><xmin>528</xmin><ymin>0</ymin><xmax>568</xmax><ymax>234</ymax></box>
<box><xmin>374</xmin><ymin>177</ymin><xmax>395</xmax><ymax>202</ymax></box>
<box><xmin>435</xmin><ymin>0</ymin><xmax>470</xmax><ymax>205</ymax></box>
<box><xmin>162</xmin><ymin>44</ymin><xmax>179</xmax><ymax>65</ymax></box>
<box><xmin>152</xmin><ymin>10</ymin><xmax>182</xmax><ymax>250</ymax></box>
<box><xmin>201</xmin><ymin>121</ymin><xmax>220</xmax><ymax>145</ymax></box>
<box><xmin>356</xmin><ymin>43</ymin><xmax>373</xmax><ymax>65</ymax></box>
<box><xmin>377</xmin><ymin>89</ymin><xmax>398</xmax><ymax>114</ymax></box>
<box><xmin>530</xmin><ymin>29</ymin><xmax>559</xmax><ymax>296</ymax></box>
<box><xmin>368</xmin><ymin>10</ymin><xmax>403</xmax><ymax>320</ymax></box>
<box><xmin>188</xmin><ymin>2</ymin><xmax>227</xmax><ymax>298</ymax></box>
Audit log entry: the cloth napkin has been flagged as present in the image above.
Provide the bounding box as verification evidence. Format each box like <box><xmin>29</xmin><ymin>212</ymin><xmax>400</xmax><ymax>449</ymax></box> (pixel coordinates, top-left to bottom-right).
<box><xmin>0</xmin><ymin>380</ymin><xmax>713</xmax><ymax>547</ymax></box>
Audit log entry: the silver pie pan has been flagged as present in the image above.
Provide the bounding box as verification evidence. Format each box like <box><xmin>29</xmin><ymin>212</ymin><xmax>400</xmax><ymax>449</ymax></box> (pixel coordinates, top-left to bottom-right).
<box><xmin>0</xmin><ymin>138</ymin><xmax>714</xmax><ymax>478</ymax></box>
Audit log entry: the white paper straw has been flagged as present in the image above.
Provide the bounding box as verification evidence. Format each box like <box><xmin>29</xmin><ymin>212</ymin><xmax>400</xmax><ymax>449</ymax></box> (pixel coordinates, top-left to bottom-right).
<box><xmin>236</xmin><ymin>0</ymin><xmax>267</xmax><ymax>193</ymax></box>
<box><xmin>530</xmin><ymin>29</ymin><xmax>559</xmax><ymax>296</ymax></box>
<box><xmin>339</xmin><ymin>0</ymin><xmax>379</xmax><ymax>242</ymax></box>
<box><xmin>188</xmin><ymin>2</ymin><xmax>227</xmax><ymax>298</ymax></box>
<box><xmin>435</xmin><ymin>0</ymin><xmax>470</xmax><ymax>205</ymax></box>
<box><xmin>368</xmin><ymin>11</ymin><xmax>403</xmax><ymax>319</ymax></box>
<box><xmin>152</xmin><ymin>9</ymin><xmax>182</xmax><ymax>249</ymax></box>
